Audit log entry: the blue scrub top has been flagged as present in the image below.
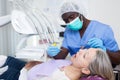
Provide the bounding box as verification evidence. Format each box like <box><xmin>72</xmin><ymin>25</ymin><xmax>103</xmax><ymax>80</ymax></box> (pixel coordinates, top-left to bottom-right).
<box><xmin>62</xmin><ymin>20</ymin><xmax>119</xmax><ymax>56</ymax></box>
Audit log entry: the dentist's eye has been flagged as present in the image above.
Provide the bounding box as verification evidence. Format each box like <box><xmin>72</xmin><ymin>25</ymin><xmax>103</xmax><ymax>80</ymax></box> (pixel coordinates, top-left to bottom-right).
<box><xmin>69</xmin><ymin>16</ymin><xmax>74</xmax><ymax>20</ymax></box>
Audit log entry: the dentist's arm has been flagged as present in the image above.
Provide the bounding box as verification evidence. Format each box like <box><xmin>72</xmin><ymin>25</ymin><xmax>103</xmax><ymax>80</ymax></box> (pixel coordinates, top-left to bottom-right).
<box><xmin>86</xmin><ymin>38</ymin><xmax>120</xmax><ymax>67</ymax></box>
<box><xmin>107</xmin><ymin>50</ymin><xmax>120</xmax><ymax>67</ymax></box>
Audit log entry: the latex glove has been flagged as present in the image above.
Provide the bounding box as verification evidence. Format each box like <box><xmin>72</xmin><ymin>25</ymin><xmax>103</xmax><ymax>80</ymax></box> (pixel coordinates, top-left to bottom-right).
<box><xmin>87</xmin><ymin>38</ymin><xmax>106</xmax><ymax>51</ymax></box>
<box><xmin>47</xmin><ymin>46</ymin><xmax>60</xmax><ymax>57</ymax></box>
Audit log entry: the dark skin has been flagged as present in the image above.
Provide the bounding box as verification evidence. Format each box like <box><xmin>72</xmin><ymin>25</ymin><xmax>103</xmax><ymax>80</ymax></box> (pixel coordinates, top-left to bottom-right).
<box><xmin>107</xmin><ymin>50</ymin><xmax>120</xmax><ymax>67</ymax></box>
<box><xmin>53</xmin><ymin>12</ymin><xmax>120</xmax><ymax>67</ymax></box>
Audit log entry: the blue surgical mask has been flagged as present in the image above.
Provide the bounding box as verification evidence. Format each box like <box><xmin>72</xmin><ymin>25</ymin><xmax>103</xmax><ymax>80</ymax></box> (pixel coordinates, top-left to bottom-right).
<box><xmin>67</xmin><ymin>17</ymin><xmax>83</xmax><ymax>31</ymax></box>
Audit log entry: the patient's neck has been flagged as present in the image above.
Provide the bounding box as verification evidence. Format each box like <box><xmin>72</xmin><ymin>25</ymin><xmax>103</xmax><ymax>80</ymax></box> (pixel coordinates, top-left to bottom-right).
<box><xmin>64</xmin><ymin>65</ymin><xmax>82</xmax><ymax>80</ymax></box>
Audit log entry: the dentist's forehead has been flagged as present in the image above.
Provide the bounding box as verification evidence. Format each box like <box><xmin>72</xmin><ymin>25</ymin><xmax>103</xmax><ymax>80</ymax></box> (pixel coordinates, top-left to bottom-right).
<box><xmin>62</xmin><ymin>12</ymin><xmax>79</xmax><ymax>19</ymax></box>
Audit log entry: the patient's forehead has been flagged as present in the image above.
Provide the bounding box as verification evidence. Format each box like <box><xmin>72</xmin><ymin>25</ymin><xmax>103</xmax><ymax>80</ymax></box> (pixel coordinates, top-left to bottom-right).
<box><xmin>74</xmin><ymin>48</ymin><xmax>97</xmax><ymax>68</ymax></box>
<box><xmin>86</xmin><ymin>48</ymin><xmax>97</xmax><ymax>58</ymax></box>
<box><xmin>81</xmin><ymin>48</ymin><xmax>97</xmax><ymax>62</ymax></box>
<box><xmin>88</xmin><ymin>48</ymin><xmax>97</xmax><ymax>53</ymax></box>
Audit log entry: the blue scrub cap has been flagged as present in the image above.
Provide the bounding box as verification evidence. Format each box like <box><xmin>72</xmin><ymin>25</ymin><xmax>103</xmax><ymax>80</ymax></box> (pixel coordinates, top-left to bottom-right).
<box><xmin>60</xmin><ymin>1</ymin><xmax>87</xmax><ymax>17</ymax></box>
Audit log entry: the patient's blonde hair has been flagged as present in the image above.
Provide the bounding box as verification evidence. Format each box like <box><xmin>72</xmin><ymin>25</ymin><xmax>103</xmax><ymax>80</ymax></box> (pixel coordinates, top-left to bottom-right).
<box><xmin>88</xmin><ymin>49</ymin><xmax>114</xmax><ymax>80</ymax></box>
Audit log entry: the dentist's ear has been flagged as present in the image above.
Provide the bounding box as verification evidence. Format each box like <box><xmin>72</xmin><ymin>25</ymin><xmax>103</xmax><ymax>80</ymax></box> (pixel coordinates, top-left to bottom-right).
<box><xmin>81</xmin><ymin>68</ymin><xmax>90</xmax><ymax>75</ymax></box>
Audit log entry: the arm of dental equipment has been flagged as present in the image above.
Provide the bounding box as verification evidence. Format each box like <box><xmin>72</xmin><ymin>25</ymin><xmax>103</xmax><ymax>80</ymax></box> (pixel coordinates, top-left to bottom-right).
<box><xmin>0</xmin><ymin>15</ymin><xmax>11</xmax><ymax>27</ymax></box>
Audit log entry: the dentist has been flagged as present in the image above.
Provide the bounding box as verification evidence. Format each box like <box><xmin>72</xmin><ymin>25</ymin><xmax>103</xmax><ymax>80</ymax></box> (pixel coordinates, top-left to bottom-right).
<box><xmin>47</xmin><ymin>1</ymin><xmax>120</xmax><ymax>68</ymax></box>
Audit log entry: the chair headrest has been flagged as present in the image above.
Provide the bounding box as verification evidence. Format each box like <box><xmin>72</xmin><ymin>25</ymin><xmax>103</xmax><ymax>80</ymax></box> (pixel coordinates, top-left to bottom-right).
<box><xmin>80</xmin><ymin>75</ymin><xmax>105</xmax><ymax>80</ymax></box>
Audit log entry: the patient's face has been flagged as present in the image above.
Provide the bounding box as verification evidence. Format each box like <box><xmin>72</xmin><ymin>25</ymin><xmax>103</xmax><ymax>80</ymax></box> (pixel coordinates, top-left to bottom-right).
<box><xmin>71</xmin><ymin>48</ymin><xmax>97</xmax><ymax>68</ymax></box>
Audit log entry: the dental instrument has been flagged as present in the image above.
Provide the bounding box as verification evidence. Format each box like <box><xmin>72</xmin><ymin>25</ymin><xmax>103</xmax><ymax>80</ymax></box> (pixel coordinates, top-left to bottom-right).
<box><xmin>11</xmin><ymin>0</ymin><xmax>61</xmax><ymax>61</ymax></box>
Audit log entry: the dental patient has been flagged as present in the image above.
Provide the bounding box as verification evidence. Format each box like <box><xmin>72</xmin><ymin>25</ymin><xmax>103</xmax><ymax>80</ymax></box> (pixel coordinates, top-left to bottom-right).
<box><xmin>0</xmin><ymin>48</ymin><xmax>114</xmax><ymax>80</ymax></box>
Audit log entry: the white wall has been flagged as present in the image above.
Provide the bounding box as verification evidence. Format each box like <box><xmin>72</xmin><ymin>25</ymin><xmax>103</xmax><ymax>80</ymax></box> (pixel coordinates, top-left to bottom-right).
<box><xmin>87</xmin><ymin>0</ymin><xmax>120</xmax><ymax>47</ymax></box>
<box><xmin>0</xmin><ymin>0</ymin><xmax>8</xmax><ymax>55</ymax></box>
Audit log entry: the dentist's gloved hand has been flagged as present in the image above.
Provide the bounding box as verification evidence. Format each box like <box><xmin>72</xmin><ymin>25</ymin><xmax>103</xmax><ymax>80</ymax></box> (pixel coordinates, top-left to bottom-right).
<box><xmin>87</xmin><ymin>38</ymin><xmax>106</xmax><ymax>51</ymax></box>
<box><xmin>47</xmin><ymin>46</ymin><xmax>60</xmax><ymax>57</ymax></box>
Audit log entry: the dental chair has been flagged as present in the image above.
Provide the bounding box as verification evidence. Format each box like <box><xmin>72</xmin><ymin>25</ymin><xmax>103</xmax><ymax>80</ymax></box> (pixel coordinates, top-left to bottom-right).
<box><xmin>114</xmin><ymin>64</ymin><xmax>120</xmax><ymax>80</ymax></box>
